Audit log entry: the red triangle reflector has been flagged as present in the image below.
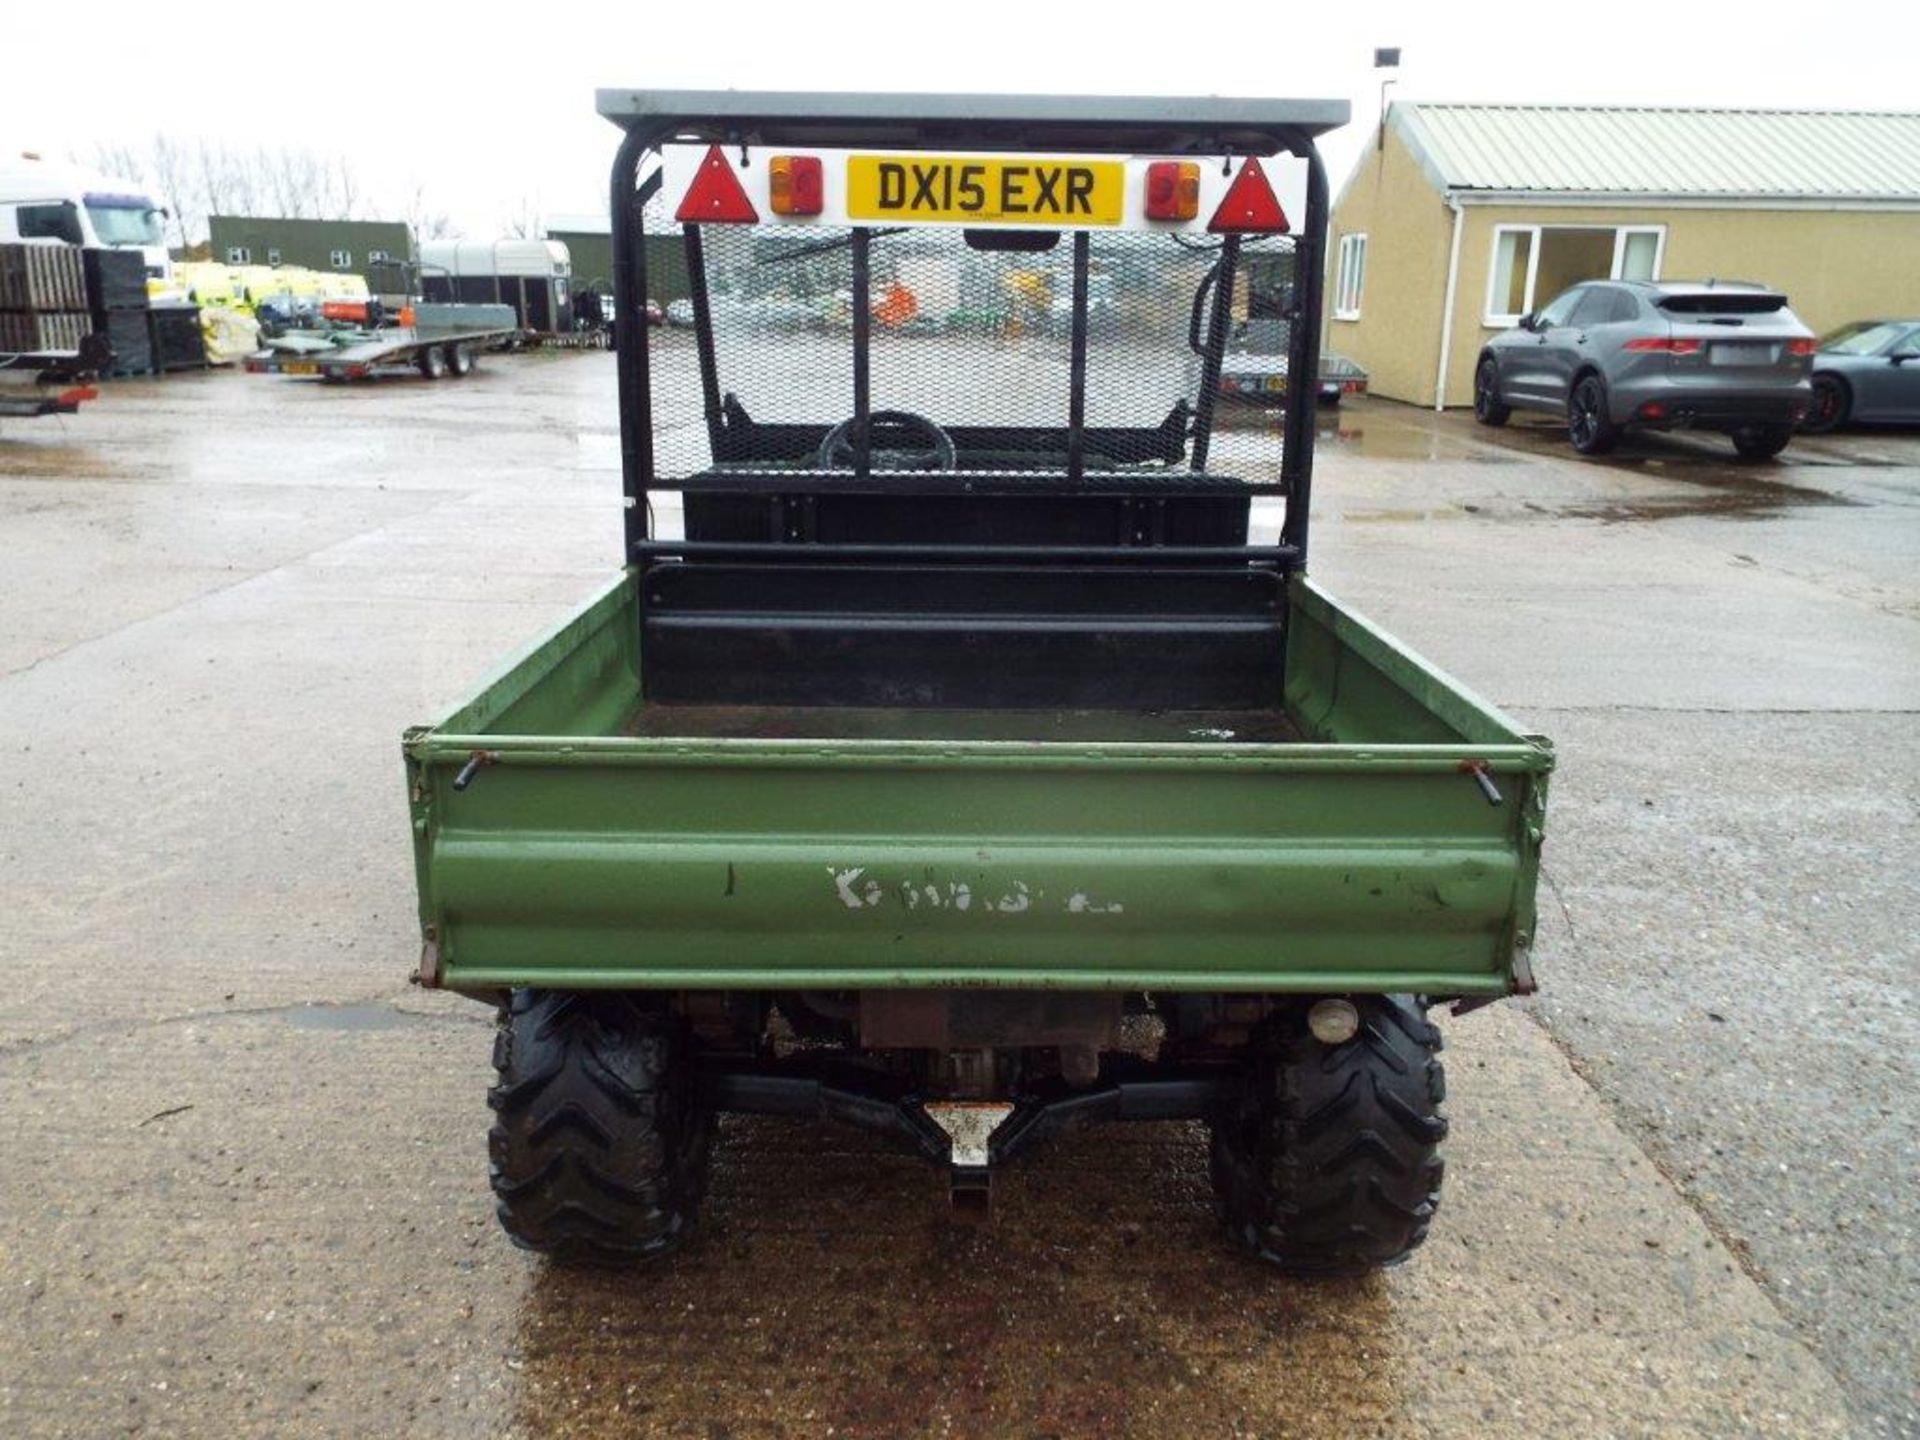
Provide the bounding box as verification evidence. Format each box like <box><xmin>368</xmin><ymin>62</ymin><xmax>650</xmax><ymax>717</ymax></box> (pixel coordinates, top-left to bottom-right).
<box><xmin>675</xmin><ymin>145</ymin><xmax>759</xmax><ymax>224</ymax></box>
<box><xmin>1207</xmin><ymin>157</ymin><xmax>1289</xmax><ymax>234</ymax></box>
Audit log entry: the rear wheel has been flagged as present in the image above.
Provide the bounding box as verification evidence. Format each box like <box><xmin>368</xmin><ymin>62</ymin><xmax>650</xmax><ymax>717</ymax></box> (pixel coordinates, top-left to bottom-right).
<box><xmin>1473</xmin><ymin>358</ymin><xmax>1511</xmax><ymax>426</ymax></box>
<box><xmin>446</xmin><ymin>343</ymin><xmax>475</xmax><ymax>377</ymax></box>
<box><xmin>1802</xmin><ymin>374</ymin><xmax>1850</xmax><ymax>434</ymax></box>
<box><xmin>1567</xmin><ymin>374</ymin><xmax>1619</xmax><ymax>455</ymax></box>
<box><xmin>1209</xmin><ymin>995</ymin><xmax>1447</xmax><ymax>1276</ymax></box>
<box><xmin>1731</xmin><ymin>424</ymin><xmax>1793</xmax><ymax>461</ymax></box>
<box><xmin>417</xmin><ymin>345</ymin><xmax>449</xmax><ymax>380</ymax></box>
<box><xmin>488</xmin><ymin>990</ymin><xmax>713</xmax><ymax>1266</ymax></box>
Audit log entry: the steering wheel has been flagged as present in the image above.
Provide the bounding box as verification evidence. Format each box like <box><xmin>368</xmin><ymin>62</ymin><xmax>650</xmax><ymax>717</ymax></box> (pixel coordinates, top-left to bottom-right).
<box><xmin>816</xmin><ymin>409</ymin><xmax>957</xmax><ymax>471</ymax></box>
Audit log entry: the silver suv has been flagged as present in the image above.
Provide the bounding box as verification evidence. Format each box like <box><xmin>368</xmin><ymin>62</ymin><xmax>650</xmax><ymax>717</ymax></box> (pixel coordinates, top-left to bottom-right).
<box><xmin>1473</xmin><ymin>280</ymin><xmax>1815</xmax><ymax>460</ymax></box>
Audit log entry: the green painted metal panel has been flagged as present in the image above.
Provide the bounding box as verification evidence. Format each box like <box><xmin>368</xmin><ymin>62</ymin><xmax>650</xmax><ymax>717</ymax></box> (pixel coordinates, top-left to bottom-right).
<box><xmin>404</xmin><ymin>569</ymin><xmax>1552</xmax><ymax>995</ymax></box>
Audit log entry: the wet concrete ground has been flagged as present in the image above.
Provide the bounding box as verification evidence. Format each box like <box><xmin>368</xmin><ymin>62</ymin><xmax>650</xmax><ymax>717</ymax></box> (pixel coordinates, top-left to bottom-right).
<box><xmin>1</xmin><ymin>357</ymin><xmax>1914</xmax><ymax>1436</ymax></box>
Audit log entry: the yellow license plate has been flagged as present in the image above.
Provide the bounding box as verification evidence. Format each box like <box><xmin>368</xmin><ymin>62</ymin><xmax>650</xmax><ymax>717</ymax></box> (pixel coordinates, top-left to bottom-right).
<box><xmin>847</xmin><ymin>155</ymin><xmax>1123</xmax><ymax>226</ymax></box>
<box><xmin>283</xmin><ymin>360</ymin><xmax>318</xmax><ymax>375</ymax></box>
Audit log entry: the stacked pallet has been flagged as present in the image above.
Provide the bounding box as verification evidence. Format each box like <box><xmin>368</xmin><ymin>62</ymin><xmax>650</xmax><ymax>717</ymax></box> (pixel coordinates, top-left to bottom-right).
<box><xmin>83</xmin><ymin>247</ymin><xmax>153</xmax><ymax>375</ymax></box>
<box><xmin>0</xmin><ymin>244</ymin><xmax>93</xmax><ymax>357</ymax></box>
<box><xmin>0</xmin><ymin>310</ymin><xmax>89</xmax><ymax>352</ymax></box>
<box><xmin>0</xmin><ymin>243</ymin><xmax>85</xmax><ymax>309</ymax></box>
<box><xmin>148</xmin><ymin>304</ymin><xmax>205</xmax><ymax>372</ymax></box>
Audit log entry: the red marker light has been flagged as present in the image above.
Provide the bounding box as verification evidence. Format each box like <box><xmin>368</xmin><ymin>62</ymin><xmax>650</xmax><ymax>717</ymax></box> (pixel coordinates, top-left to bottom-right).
<box><xmin>1624</xmin><ymin>337</ymin><xmax>1703</xmax><ymax>355</ymax></box>
<box><xmin>768</xmin><ymin>155</ymin><xmax>823</xmax><ymax>216</ymax></box>
<box><xmin>675</xmin><ymin>145</ymin><xmax>759</xmax><ymax>225</ymax></box>
<box><xmin>1144</xmin><ymin>161</ymin><xmax>1199</xmax><ymax>221</ymax></box>
<box><xmin>1207</xmin><ymin>157</ymin><xmax>1289</xmax><ymax>234</ymax></box>
<box><xmin>1785</xmin><ymin>337</ymin><xmax>1816</xmax><ymax>356</ymax></box>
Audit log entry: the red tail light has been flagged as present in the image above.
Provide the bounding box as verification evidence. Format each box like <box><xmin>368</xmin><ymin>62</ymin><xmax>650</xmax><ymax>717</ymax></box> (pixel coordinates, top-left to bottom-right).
<box><xmin>1785</xmin><ymin>337</ymin><xmax>1816</xmax><ymax>356</ymax></box>
<box><xmin>1623</xmin><ymin>336</ymin><xmax>1702</xmax><ymax>355</ymax></box>
<box><xmin>1144</xmin><ymin>161</ymin><xmax>1199</xmax><ymax>221</ymax></box>
<box><xmin>1207</xmin><ymin>157</ymin><xmax>1289</xmax><ymax>234</ymax></box>
<box><xmin>675</xmin><ymin>145</ymin><xmax>759</xmax><ymax>224</ymax></box>
<box><xmin>768</xmin><ymin>155</ymin><xmax>823</xmax><ymax>217</ymax></box>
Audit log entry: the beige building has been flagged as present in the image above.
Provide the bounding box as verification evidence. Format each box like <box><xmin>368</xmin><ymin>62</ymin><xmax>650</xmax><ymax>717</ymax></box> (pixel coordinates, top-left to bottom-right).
<box><xmin>1329</xmin><ymin>104</ymin><xmax>1920</xmax><ymax>408</ymax></box>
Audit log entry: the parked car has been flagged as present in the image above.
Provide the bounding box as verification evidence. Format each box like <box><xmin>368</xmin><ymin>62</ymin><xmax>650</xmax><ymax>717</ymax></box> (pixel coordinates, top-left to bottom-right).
<box><xmin>1474</xmin><ymin>280</ymin><xmax>1814</xmax><ymax>460</ymax></box>
<box><xmin>666</xmin><ymin>297</ymin><xmax>695</xmax><ymax>327</ymax></box>
<box><xmin>1801</xmin><ymin>319</ymin><xmax>1920</xmax><ymax>432</ymax></box>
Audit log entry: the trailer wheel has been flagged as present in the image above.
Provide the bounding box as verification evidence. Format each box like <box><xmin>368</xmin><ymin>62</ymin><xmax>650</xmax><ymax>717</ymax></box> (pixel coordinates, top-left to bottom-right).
<box><xmin>446</xmin><ymin>344</ymin><xmax>474</xmax><ymax>377</ymax></box>
<box><xmin>417</xmin><ymin>345</ymin><xmax>449</xmax><ymax>380</ymax></box>
<box><xmin>488</xmin><ymin>989</ymin><xmax>713</xmax><ymax>1266</ymax></box>
<box><xmin>1209</xmin><ymin>995</ymin><xmax>1447</xmax><ymax>1276</ymax></box>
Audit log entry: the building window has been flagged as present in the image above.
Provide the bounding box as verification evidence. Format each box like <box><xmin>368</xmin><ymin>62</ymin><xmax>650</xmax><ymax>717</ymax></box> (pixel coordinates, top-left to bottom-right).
<box><xmin>329</xmin><ymin>249</ymin><xmax>352</xmax><ymax>268</ymax></box>
<box><xmin>1333</xmin><ymin>233</ymin><xmax>1367</xmax><ymax>320</ymax></box>
<box><xmin>367</xmin><ymin>249</ymin><xmax>390</xmax><ymax>264</ymax></box>
<box><xmin>225</xmin><ymin>246</ymin><xmax>250</xmax><ymax>264</ymax></box>
<box><xmin>1613</xmin><ymin>227</ymin><xmax>1663</xmax><ymax>282</ymax></box>
<box><xmin>266</xmin><ymin>248</ymin><xmax>282</xmax><ymax>265</ymax></box>
<box><xmin>1486</xmin><ymin>224</ymin><xmax>1666</xmax><ymax>326</ymax></box>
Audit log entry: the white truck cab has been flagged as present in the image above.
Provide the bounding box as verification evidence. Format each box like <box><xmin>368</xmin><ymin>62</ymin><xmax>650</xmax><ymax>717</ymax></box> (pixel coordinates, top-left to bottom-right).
<box><xmin>0</xmin><ymin>154</ymin><xmax>173</xmax><ymax>285</ymax></box>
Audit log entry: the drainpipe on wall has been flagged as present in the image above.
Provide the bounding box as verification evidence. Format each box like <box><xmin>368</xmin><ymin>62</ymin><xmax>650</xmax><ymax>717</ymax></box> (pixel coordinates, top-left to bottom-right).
<box><xmin>1433</xmin><ymin>195</ymin><xmax>1465</xmax><ymax>411</ymax></box>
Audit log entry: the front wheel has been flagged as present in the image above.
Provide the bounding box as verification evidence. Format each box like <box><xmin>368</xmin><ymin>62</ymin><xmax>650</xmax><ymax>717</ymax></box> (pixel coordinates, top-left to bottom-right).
<box><xmin>488</xmin><ymin>990</ymin><xmax>713</xmax><ymax>1266</ymax></box>
<box><xmin>1209</xmin><ymin>995</ymin><xmax>1447</xmax><ymax>1276</ymax></box>
<box><xmin>1801</xmin><ymin>375</ymin><xmax>1849</xmax><ymax>434</ymax></box>
<box><xmin>1473</xmin><ymin>358</ymin><xmax>1511</xmax><ymax>426</ymax></box>
<box><xmin>1731</xmin><ymin>424</ymin><xmax>1793</xmax><ymax>461</ymax></box>
<box><xmin>1567</xmin><ymin>374</ymin><xmax>1619</xmax><ymax>455</ymax></box>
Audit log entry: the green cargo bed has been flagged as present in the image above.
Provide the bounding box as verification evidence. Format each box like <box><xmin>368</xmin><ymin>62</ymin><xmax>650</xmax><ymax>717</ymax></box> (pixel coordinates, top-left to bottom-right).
<box><xmin>404</xmin><ymin>570</ymin><xmax>1551</xmax><ymax>998</ymax></box>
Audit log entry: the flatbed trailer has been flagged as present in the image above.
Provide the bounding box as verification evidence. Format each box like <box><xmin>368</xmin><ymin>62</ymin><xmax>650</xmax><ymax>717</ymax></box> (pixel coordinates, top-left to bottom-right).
<box><xmin>244</xmin><ymin>325</ymin><xmax>515</xmax><ymax>381</ymax></box>
<box><xmin>0</xmin><ymin>380</ymin><xmax>97</xmax><ymax>423</ymax></box>
<box><xmin>1219</xmin><ymin>349</ymin><xmax>1369</xmax><ymax>404</ymax></box>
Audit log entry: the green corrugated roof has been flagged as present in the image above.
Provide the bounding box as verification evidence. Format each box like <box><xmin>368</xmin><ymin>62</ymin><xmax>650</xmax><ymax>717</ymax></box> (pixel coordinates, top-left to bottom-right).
<box><xmin>1395</xmin><ymin>104</ymin><xmax>1920</xmax><ymax>201</ymax></box>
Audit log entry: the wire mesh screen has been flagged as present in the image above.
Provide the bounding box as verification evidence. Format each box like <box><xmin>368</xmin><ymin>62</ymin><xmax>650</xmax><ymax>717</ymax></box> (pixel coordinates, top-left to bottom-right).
<box><xmin>638</xmin><ymin>186</ymin><xmax>1299</xmax><ymax>488</ymax></box>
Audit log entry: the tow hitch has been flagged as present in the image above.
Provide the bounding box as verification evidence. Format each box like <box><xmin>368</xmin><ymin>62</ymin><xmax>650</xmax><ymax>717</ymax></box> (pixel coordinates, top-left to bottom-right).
<box><xmin>923</xmin><ymin>1103</ymin><xmax>1012</xmax><ymax>1217</ymax></box>
<box><xmin>702</xmin><ymin>1057</ymin><xmax>1237</xmax><ymax>1216</ymax></box>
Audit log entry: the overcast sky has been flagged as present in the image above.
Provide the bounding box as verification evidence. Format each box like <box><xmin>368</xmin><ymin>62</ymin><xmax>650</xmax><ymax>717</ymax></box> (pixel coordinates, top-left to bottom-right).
<box><xmin>4</xmin><ymin>0</ymin><xmax>1915</xmax><ymax>238</ymax></box>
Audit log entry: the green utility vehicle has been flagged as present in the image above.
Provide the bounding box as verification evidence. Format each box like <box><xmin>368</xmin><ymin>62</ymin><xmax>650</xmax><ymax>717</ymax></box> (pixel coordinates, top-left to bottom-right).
<box><xmin>404</xmin><ymin>91</ymin><xmax>1553</xmax><ymax>1274</ymax></box>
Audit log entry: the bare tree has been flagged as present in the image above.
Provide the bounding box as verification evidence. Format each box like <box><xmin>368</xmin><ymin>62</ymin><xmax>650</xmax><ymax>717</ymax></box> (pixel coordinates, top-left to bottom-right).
<box><xmin>502</xmin><ymin>196</ymin><xmax>545</xmax><ymax>240</ymax></box>
<box><xmin>328</xmin><ymin>156</ymin><xmax>361</xmax><ymax>221</ymax></box>
<box><xmin>405</xmin><ymin>180</ymin><xmax>455</xmax><ymax>243</ymax></box>
<box><xmin>152</xmin><ymin>135</ymin><xmax>199</xmax><ymax>249</ymax></box>
<box><xmin>89</xmin><ymin>133</ymin><xmax>407</xmax><ymax>249</ymax></box>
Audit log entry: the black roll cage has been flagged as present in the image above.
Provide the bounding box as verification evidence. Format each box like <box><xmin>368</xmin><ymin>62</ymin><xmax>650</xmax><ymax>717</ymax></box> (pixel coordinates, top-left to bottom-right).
<box><xmin>605</xmin><ymin>92</ymin><xmax>1339</xmax><ymax>563</ymax></box>
<box><xmin>599</xmin><ymin>91</ymin><xmax>1345</xmax><ymax>712</ymax></box>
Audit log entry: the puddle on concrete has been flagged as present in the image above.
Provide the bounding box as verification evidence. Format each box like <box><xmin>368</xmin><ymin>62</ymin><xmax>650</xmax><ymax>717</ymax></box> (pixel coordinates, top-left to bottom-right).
<box><xmin>1340</xmin><ymin>506</ymin><xmax>1470</xmax><ymax>523</ymax></box>
<box><xmin>511</xmin><ymin>1116</ymin><xmax>1402</xmax><ymax>1438</ymax></box>
<box><xmin>1559</xmin><ymin>472</ymin><xmax>1856</xmax><ymax>522</ymax></box>
<box><xmin>282</xmin><ymin>1002</ymin><xmax>426</xmax><ymax>1032</ymax></box>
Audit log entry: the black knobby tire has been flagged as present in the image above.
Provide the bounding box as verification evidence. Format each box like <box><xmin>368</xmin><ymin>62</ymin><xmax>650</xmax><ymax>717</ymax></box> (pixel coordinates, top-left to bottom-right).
<box><xmin>1209</xmin><ymin>996</ymin><xmax>1447</xmax><ymax>1276</ymax></box>
<box><xmin>488</xmin><ymin>990</ymin><xmax>713</xmax><ymax>1266</ymax></box>
<box><xmin>1473</xmin><ymin>357</ymin><xmax>1511</xmax><ymax>426</ymax></box>
<box><xmin>1567</xmin><ymin>373</ymin><xmax>1619</xmax><ymax>455</ymax></box>
<box><xmin>1731</xmin><ymin>424</ymin><xmax>1793</xmax><ymax>461</ymax></box>
<box><xmin>417</xmin><ymin>345</ymin><xmax>449</xmax><ymax>380</ymax></box>
<box><xmin>1802</xmin><ymin>375</ymin><xmax>1849</xmax><ymax>434</ymax></box>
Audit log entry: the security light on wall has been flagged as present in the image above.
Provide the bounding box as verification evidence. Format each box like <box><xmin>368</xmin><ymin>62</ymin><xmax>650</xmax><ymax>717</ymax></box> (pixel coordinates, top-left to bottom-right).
<box><xmin>1375</xmin><ymin>46</ymin><xmax>1403</xmax><ymax>150</ymax></box>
